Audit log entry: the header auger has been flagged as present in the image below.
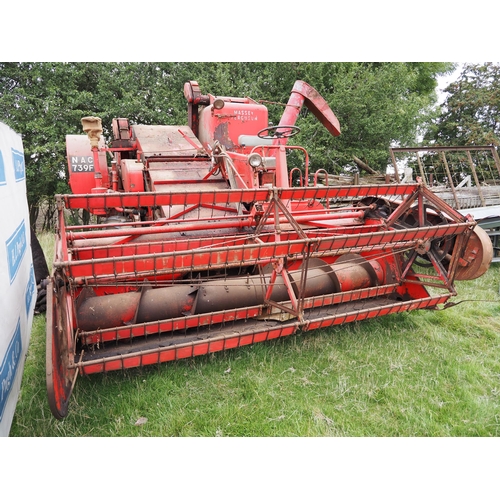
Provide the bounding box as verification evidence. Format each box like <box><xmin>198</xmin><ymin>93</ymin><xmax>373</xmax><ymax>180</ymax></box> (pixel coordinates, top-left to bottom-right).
<box><xmin>47</xmin><ymin>80</ymin><xmax>493</xmax><ymax>419</ymax></box>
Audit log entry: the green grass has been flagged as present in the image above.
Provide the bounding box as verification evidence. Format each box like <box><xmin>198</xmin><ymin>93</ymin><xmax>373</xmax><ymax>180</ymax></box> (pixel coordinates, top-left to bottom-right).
<box><xmin>8</xmin><ymin>234</ymin><xmax>500</xmax><ymax>436</ymax></box>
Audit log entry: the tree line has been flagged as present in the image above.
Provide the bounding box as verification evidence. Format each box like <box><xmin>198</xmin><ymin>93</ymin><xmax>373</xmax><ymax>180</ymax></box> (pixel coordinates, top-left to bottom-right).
<box><xmin>1</xmin><ymin>62</ymin><xmax>498</xmax><ymax>229</ymax></box>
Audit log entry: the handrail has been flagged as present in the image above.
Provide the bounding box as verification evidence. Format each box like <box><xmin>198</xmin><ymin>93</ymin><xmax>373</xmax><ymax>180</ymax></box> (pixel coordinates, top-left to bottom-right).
<box><xmin>314</xmin><ymin>169</ymin><xmax>329</xmax><ymax>187</ymax></box>
<box><xmin>289</xmin><ymin>167</ymin><xmax>303</xmax><ymax>187</ymax></box>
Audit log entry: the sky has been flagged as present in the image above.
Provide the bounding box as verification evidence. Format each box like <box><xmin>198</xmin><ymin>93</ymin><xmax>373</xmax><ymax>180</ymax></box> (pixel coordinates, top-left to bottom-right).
<box><xmin>436</xmin><ymin>65</ymin><xmax>463</xmax><ymax>104</ymax></box>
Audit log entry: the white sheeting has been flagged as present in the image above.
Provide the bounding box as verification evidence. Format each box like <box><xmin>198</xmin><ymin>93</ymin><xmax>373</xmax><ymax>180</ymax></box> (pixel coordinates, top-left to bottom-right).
<box><xmin>0</xmin><ymin>122</ymin><xmax>36</xmax><ymax>436</ymax></box>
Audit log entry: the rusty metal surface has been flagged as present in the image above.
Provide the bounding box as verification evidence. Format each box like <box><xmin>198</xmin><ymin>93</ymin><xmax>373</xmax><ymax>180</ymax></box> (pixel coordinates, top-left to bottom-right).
<box><xmin>133</xmin><ymin>125</ymin><xmax>205</xmax><ymax>157</ymax></box>
<box><xmin>46</xmin><ymin>80</ymin><xmax>495</xmax><ymax>419</ymax></box>
<box><xmin>454</xmin><ymin>225</ymin><xmax>494</xmax><ymax>280</ymax></box>
<box><xmin>74</xmin><ymin>293</ymin><xmax>452</xmax><ymax>375</ymax></box>
<box><xmin>277</xmin><ymin>80</ymin><xmax>341</xmax><ymax>139</ymax></box>
<box><xmin>46</xmin><ymin>281</ymin><xmax>76</xmax><ymax>419</ymax></box>
<box><xmin>390</xmin><ymin>146</ymin><xmax>500</xmax><ymax>210</ymax></box>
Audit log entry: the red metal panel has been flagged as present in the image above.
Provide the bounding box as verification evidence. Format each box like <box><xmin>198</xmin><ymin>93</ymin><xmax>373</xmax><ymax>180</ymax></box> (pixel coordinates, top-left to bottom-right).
<box><xmin>60</xmin><ymin>223</ymin><xmax>472</xmax><ymax>283</ymax></box>
<box><xmin>133</xmin><ymin>125</ymin><xmax>205</xmax><ymax>157</ymax></box>
<box><xmin>46</xmin><ymin>79</ymin><xmax>495</xmax><ymax>420</ymax></box>
<box><xmin>59</xmin><ymin>184</ymin><xmax>419</xmax><ymax>210</ymax></box>
<box><xmin>66</xmin><ymin>134</ymin><xmax>109</xmax><ymax>194</ymax></box>
<box><xmin>198</xmin><ymin>100</ymin><xmax>268</xmax><ymax>151</ymax></box>
<box><xmin>120</xmin><ymin>160</ymin><xmax>144</xmax><ymax>192</ymax></box>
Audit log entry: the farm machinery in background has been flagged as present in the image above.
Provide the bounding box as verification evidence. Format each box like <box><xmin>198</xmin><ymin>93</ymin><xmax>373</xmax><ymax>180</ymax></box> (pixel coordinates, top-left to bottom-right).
<box><xmin>46</xmin><ymin>80</ymin><xmax>494</xmax><ymax>419</ymax></box>
<box><xmin>389</xmin><ymin>146</ymin><xmax>500</xmax><ymax>263</ymax></box>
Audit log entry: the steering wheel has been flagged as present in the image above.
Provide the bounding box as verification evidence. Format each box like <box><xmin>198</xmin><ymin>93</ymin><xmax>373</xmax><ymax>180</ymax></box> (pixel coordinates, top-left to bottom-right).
<box><xmin>257</xmin><ymin>125</ymin><xmax>301</xmax><ymax>139</ymax></box>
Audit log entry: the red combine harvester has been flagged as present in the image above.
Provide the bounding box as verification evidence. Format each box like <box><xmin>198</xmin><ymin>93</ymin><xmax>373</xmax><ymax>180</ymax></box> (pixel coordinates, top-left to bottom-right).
<box><xmin>47</xmin><ymin>80</ymin><xmax>493</xmax><ymax>418</ymax></box>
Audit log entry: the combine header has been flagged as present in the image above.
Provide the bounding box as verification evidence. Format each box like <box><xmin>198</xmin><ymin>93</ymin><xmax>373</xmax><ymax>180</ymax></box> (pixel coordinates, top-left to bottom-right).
<box><xmin>47</xmin><ymin>80</ymin><xmax>493</xmax><ymax>418</ymax></box>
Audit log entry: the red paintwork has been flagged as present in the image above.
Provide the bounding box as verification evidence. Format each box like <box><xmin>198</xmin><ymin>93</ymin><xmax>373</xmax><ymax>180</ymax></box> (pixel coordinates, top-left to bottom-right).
<box><xmin>198</xmin><ymin>98</ymin><xmax>269</xmax><ymax>152</ymax></box>
<box><xmin>46</xmin><ymin>80</ymin><xmax>493</xmax><ymax>419</ymax></box>
<box><xmin>66</xmin><ymin>135</ymin><xmax>109</xmax><ymax>194</ymax></box>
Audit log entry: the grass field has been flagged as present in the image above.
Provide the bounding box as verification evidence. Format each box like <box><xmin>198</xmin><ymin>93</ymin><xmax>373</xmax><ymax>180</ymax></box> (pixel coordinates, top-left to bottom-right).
<box><xmin>8</xmin><ymin>233</ymin><xmax>500</xmax><ymax>437</ymax></box>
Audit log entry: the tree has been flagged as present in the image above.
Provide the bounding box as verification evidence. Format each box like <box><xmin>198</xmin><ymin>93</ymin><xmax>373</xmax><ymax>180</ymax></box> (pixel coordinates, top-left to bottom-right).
<box><xmin>285</xmin><ymin>62</ymin><xmax>454</xmax><ymax>172</ymax></box>
<box><xmin>0</xmin><ymin>62</ymin><xmax>451</xmax><ymax>228</ymax></box>
<box><xmin>0</xmin><ymin>62</ymin><xmax>188</xmax><ymax>227</ymax></box>
<box><xmin>176</xmin><ymin>62</ymin><xmax>452</xmax><ymax>173</ymax></box>
<box><xmin>425</xmin><ymin>62</ymin><xmax>500</xmax><ymax>147</ymax></box>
